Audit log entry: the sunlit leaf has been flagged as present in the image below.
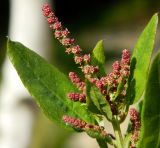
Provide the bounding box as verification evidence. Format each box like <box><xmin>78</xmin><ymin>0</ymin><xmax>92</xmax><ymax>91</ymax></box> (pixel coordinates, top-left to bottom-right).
<box><xmin>127</xmin><ymin>14</ymin><xmax>158</xmax><ymax>104</ymax></box>
<box><xmin>7</xmin><ymin>39</ymin><xmax>96</xmax><ymax>130</ymax></box>
<box><xmin>91</xmin><ymin>40</ymin><xmax>106</xmax><ymax>76</ymax></box>
<box><xmin>138</xmin><ymin>52</ymin><xmax>160</xmax><ymax>148</ymax></box>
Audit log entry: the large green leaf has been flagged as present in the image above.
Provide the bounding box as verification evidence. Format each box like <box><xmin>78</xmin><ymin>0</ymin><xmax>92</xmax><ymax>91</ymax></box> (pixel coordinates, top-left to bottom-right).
<box><xmin>127</xmin><ymin>14</ymin><xmax>158</xmax><ymax>104</ymax></box>
<box><xmin>91</xmin><ymin>40</ymin><xmax>106</xmax><ymax>76</ymax></box>
<box><xmin>138</xmin><ymin>52</ymin><xmax>160</xmax><ymax>148</ymax></box>
<box><xmin>7</xmin><ymin>39</ymin><xmax>96</xmax><ymax>129</ymax></box>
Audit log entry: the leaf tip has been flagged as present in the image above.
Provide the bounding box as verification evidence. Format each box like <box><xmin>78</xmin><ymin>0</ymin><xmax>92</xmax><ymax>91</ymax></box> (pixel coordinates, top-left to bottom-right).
<box><xmin>152</xmin><ymin>13</ymin><xmax>158</xmax><ymax>24</ymax></box>
<box><xmin>97</xmin><ymin>39</ymin><xmax>104</xmax><ymax>46</ymax></box>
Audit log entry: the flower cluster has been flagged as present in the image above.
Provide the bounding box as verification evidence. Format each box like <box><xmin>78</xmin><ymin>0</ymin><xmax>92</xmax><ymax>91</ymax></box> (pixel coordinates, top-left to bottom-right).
<box><xmin>42</xmin><ymin>3</ymin><xmax>131</xmax><ymax>118</ymax></box>
<box><xmin>84</xmin><ymin>49</ymin><xmax>130</xmax><ymax>115</ymax></box>
<box><xmin>129</xmin><ymin>108</ymin><xmax>141</xmax><ymax>148</ymax></box>
<box><xmin>42</xmin><ymin>4</ymin><xmax>93</xmax><ymax>67</ymax></box>
<box><xmin>42</xmin><ymin>4</ymin><xmax>75</xmax><ymax>49</ymax></box>
<box><xmin>42</xmin><ymin>3</ymin><xmax>131</xmax><ymax>141</ymax></box>
<box><xmin>68</xmin><ymin>72</ymin><xmax>85</xmax><ymax>91</ymax></box>
<box><xmin>42</xmin><ymin>4</ymin><xmax>102</xmax><ymax>103</ymax></box>
<box><xmin>67</xmin><ymin>93</ymin><xmax>86</xmax><ymax>102</ymax></box>
<box><xmin>100</xmin><ymin>49</ymin><xmax>130</xmax><ymax>89</ymax></box>
<box><xmin>62</xmin><ymin>115</ymin><xmax>111</xmax><ymax>140</ymax></box>
<box><xmin>62</xmin><ymin>115</ymin><xmax>87</xmax><ymax>130</ymax></box>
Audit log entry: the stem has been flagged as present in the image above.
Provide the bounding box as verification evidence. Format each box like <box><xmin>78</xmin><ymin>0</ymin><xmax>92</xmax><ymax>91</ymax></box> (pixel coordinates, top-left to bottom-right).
<box><xmin>112</xmin><ymin>117</ymin><xmax>123</xmax><ymax>148</ymax></box>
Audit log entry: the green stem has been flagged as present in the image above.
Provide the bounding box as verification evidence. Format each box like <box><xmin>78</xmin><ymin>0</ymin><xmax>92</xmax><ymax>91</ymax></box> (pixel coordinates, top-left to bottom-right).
<box><xmin>112</xmin><ymin>117</ymin><xmax>123</xmax><ymax>148</ymax></box>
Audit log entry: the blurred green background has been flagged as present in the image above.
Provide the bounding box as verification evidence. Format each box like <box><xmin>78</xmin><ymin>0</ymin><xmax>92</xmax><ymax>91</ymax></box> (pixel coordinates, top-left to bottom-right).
<box><xmin>0</xmin><ymin>0</ymin><xmax>160</xmax><ymax>148</ymax></box>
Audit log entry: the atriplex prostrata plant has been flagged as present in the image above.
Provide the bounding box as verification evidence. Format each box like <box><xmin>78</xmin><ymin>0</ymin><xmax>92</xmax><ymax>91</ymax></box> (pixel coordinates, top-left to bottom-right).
<box><xmin>6</xmin><ymin>4</ymin><xmax>160</xmax><ymax>148</ymax></box>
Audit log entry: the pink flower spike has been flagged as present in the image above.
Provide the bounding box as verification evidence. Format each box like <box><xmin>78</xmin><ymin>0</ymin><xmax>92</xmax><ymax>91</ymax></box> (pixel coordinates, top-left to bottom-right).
<box><xmin>129</xmin><ymin>108</ymin><xmax>141</xmax><ymax>130</ymax></box>
<box><xmin>69</xmin><ymin>72</ymin><xmax>81</xmax><ymax>83</ymax></box>
<box><xmin>129</xmin><ymin>108</ymin><xmax>141</xmax><ymax>148</ymax></box>
<box><xmin>67</xmin><ymin>93</ymin><xmax>79</xmax><ymax>101</ymax></box>
<box><xmin>121</xmin><ymin>49</ymin><xmax>130</xmax><ymax>65</ymax></box>
<box><xmin>62</xmin><ymin>115</ymin><xmax>87</xmax><ymax>129</ymax></box>
<box><xmin>68</xmin><ymin>93</ymin><xmax>86</xmax><ymax>103</ymax></box>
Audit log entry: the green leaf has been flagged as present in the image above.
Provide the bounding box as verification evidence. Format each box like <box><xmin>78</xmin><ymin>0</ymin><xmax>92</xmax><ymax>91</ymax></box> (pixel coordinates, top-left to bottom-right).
<box><xmin>86</xmin><ymin>128</ymin><xmax>113</xmax><ymax>145</ymax></box>
<box><xmin>127</xmin><ymin>14</ymin><xmax>158</xmax><ymax>104</ymax></box>
<box><xmin>7</xmin><ymin>39</ymin><xmax>96</xmax><ymax>130</ymax></box>
<box><xmin>114</xmin><ymin>79</ymin><xmax>125</xmax><ymax>101</ymax></box>
<box><xmin>86</xmin><ymin>80</ymin><xmax>101</xmax><ymax>114</ymax></box>
<box><xmin>96</xmin><ymin>139</ymin><xmax>108</xmax><ymax>148</ymax></box>
<box><xmin>91</xmin><ymin>40</ymin><xmax>106</xmax><ymax>76</ymax></box>
<box><xmin>138</xmin><ymin>52</ymin><xmax>160</xmax><ymax>148</ymax></box>
<box><xmin>89</xmin><ymin>85</ymin><xmax>112</xmax><ymax>121</ymax></box>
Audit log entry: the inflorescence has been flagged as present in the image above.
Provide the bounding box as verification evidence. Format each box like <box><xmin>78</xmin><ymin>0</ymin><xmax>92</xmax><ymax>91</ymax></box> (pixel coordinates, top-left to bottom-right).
<box><xmin>62</xmin><ymin>115</ymin><xmax>112</xmax><ymax>141</ymax></box>
<box><xmin>42</xmin><ymin>3</ymin><xmax>135</xmax><ymax>146</ymax></box>
<box><xmin>129</xmin><ymin>108</ymin><xmax>141</xmax><ymax>148</ymax></box>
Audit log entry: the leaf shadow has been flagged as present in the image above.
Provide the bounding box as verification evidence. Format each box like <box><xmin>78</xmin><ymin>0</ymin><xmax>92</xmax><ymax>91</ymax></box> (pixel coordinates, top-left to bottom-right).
<box><xmin>126</xmin><ymin>57</ymin><xmax>137</xmax><ymax>105</ymax></box>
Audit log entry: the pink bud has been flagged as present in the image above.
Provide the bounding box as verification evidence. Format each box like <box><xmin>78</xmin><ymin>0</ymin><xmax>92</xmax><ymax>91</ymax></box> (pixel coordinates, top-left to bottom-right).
<box><xmin>70</xmin><ymin>38</ymin><xmax>75</xmax><ymax>44</ymax></box>
<box><xmin>61</xmin><ymin>38</ymin><xmax>72</xmax><ymax>46</ymax></box>
<box><xmin>77</xmin><ymin>82</ymin><xmax>86</xmax><ymax>91</ymax></box>
<box><xmin>62</xmin><ymin>28</ymin><xmax>70</xmax><ymax>37</ymax></box>
<box><xmin>48</xmin><ymin>12</ymin><xmax>55</xmax><ymax>17</ymax></box>
<box><xmin>53</xmin><ymin>22</ymin><xmax>62</xmax><ymax>30</ymax></box>
<box><xmin>65</xmin><ymin>48</ymin><xmax>72</xmax><ymax>54</ymax></box>
<box><xmin>72</xmin><ymin>45</ymin><xmax>81</xmax><ymax>54</ymax></box>
<box><xmin>82</xmin><ymin>65</ymin><xmax>99</xmax><ymax>74</ymax></box>
<box><xmin>47</xmin><ymin>17</ymin><xmax>56</xmax><ymax>24</ymax></box>
<box><xmin>42</xmin><ymin>4</ymin><xmax>51</xmax><ymax>17</ymax></box>
<box><xmin>83</xmin><ymin>54</ymin><xmax>90</xmax><ymax>63</ymax></box>
<box><xmin>67</xmin><ymin>93</ymin><xmax>79</xmax><ymax>101</ymax></box>
<box><xmin>54</xmin><ymin>30</ymin><xmax>62</xmax><ymax>38</ymax></box>
<box><xmin>100</xmin><ymin>77</ymin><xmax>107</xmax><ymax>85</ymax></box>
<box><xmin>95</xmin><ymin>80</ymin><xmax>104</xmax><ymax>89</ymax></box>
<box><xmin>74</xmin><ymin>56</ymin><xmax>83</xmax><ymax>64</ymax></box>
<box><xmin>88</xmin><ymin>77</ymin><xmax>98</xmax><ymax>83</ymax></box>
<box><xmin>112</xmin><ymin>61</ymin><xmax>120</xmax><ymax>72</ymax></box>
<box><xmin>122</xmin><ymin>49</ymin><xmax>130</xmax><ymax>59</ymax></box>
